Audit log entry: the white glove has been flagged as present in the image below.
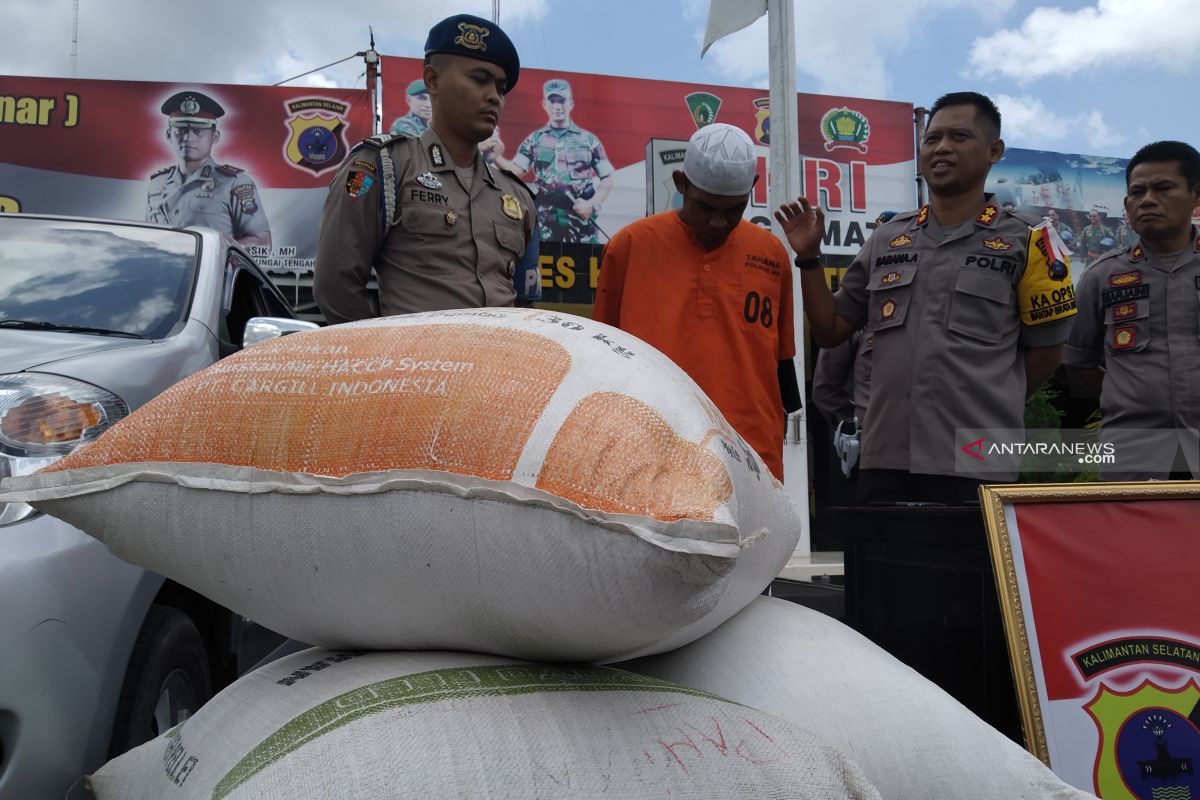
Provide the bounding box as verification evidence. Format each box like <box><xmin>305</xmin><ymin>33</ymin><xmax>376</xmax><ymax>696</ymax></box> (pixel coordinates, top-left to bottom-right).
<box><xmin>833</xmin><ymin>417</ymin><xmax>861</xmax><ymax>478</ymax></box>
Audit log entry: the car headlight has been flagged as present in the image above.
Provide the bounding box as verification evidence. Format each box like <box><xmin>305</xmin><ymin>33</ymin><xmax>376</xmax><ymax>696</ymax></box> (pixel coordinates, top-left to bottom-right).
<box><xmin>0</xmin><ymin>373</ymin><xmax>129</xmax><ymax>526</ymax></box>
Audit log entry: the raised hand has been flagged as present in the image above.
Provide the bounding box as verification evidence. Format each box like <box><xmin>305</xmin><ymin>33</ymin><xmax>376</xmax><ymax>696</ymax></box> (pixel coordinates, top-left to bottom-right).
<box><xmin>774</xmin><ymin>197</ymin><xmax>825</xmax><ymax>258</ymax></box>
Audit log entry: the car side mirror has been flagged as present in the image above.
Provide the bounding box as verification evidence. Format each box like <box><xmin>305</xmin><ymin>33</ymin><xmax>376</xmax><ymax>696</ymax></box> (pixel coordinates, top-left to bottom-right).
<box><xmin>242</xmin><ymin>317</ymin><xmax>321</xmax><ymax>348</ymax></box>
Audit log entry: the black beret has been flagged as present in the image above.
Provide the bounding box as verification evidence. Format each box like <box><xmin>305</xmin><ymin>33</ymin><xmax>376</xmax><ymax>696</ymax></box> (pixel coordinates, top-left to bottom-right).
<box><xmin>160</xmin><ymin>91</ymin><xmax>224</xmax><ymax>126</ymax></box>
<box><xmin>424</xmin><ymin>14</ymin><xmax>520</xmax><ymax>94</ymax></box>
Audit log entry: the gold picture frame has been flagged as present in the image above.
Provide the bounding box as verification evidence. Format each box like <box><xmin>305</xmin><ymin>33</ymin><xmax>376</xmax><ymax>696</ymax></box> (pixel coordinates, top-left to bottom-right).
<box><xmin>979</xmin><ymin>480</ymin><xmax>1200</xmax><ymax>795</ymax></box>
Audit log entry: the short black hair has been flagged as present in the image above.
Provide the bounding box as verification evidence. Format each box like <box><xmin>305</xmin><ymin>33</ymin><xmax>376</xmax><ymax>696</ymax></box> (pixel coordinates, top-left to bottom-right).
<box><xmin>1126</xmin><ymin>140</ymin><xmax>1200</xmax><ymax>188</ymax></box>
<box><xmin>928</xmin><ymin>92</ymin><xmax>1001</xmax><ymax>140</ymax></box>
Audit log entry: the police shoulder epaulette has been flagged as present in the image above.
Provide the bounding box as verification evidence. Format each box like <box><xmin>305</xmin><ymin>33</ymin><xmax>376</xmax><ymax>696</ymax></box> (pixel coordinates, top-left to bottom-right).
<box><xmin>496</xmin><ymin>166</ymin><xmax>535</xmax><ymax>201</ymax></box>
<box><xmin>216</xmin><ymin>164</ymin><xmax>244</xmax><ymax>176</ymax></box>
<box><xmin>1007</xmin><ymin>207</ymin><xmax>1044</xmax><ymax>227</ymax></box>
<box><xmin>149</xmin><ymin>166</ymin><xmax>172</xmax><ymax>179</ymax></box>
<box><xmin>361</xmin><ymin>133</ymin><xmax>406</xmax><ymax>149</ymax></box>
<box><xmin>886</xmin><ymin>208</ymin><xmax>920</xmax><ymax>223</ymax></box>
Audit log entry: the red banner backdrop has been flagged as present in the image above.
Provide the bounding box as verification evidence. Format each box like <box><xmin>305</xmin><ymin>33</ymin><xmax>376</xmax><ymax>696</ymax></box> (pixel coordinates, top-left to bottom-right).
<box><xmin>381</xmin><ymin>57</ymin><xmax>916</xmax><ymax>305</ymax></box>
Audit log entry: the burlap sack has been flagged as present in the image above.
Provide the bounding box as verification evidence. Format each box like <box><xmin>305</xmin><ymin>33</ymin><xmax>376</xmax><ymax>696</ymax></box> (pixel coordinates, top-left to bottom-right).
<box><xmin>622</xmin><ymin>597</ymin><xmax>1099</xmax><ymax>800</ymax></box>
<box><xmin>87</xmin><ymin>649</ymin><xmax>880</xmax><ymax>800</ymax></box>
<box><xmin>2</xmin><ymin>309</ymin><xmax>800</xmax><ymax>661</ymax></box>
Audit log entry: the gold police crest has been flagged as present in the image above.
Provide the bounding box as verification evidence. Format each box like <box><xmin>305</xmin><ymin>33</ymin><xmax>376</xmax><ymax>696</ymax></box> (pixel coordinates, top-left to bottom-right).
<box><xmin>753</xmin><ymin>97</ymin><xmax>771</xmax><ymax>145</ymax></box>
<box><xmin>501</xmin><ymin>194</ymin><xmax>523</xmax><ymax>220</ymax></box>
<box><xmin>456</xmin><ymin>22</ymin><xmax>490</xmax><ymax>51</ymax></box>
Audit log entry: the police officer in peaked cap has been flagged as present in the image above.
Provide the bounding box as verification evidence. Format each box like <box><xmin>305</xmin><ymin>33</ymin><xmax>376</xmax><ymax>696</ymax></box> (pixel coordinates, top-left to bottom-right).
<box><xmin>314</xmin><ymin>13</ymin><xmax>536</xmax><ymax>323</ymax></box>
<box><xmin>145</xmin><ymin>90</ymin><xmax>272</xmax><ymax>248</ymax></box>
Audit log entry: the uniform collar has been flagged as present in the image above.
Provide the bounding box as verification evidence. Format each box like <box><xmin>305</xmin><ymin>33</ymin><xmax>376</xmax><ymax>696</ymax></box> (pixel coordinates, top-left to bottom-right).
<box><xmin>544</xmin><ymin>121</ymin><xmax>581</xmax><ymax>136</ymax></box>
<box><xmin>912</xmin><ymin>197</ymin><xmax>1000</xmax><ymax>230</ymax></box>
<box><xmin>419</xmin><ymin>127</ymin><xmax>485</xmax><ymax>175</ymax></box>
<box><xmin>180</xmin><ymin>156</ymin><xmax>218</xmax><ymax>183</ymax></box>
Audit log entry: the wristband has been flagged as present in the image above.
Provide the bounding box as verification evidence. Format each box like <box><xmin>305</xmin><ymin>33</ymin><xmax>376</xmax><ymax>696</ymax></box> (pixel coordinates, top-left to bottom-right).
<box><xmin>793</xmin><ymin>255</ymin><xmax>823</xmax><ymax>271</ymax></box>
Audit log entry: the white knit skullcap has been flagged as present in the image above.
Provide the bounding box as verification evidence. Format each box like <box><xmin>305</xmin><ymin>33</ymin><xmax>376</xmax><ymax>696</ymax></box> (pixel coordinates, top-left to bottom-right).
<box><xmin>683</xmin><ymin>123</ymin><xmax>757</xmax><ymax>196</ymax></box>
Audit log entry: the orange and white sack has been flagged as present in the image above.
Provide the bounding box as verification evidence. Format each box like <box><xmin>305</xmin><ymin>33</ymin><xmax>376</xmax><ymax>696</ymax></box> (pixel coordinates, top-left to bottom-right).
<box><xmin>622</xmin><ymin>597</ymin><xmax>1099</xmax><ymax>800</ymax></box>
<box><xmin>2</xmin><ymin>309</ymin><xmax>800</xmax><ymax>661</ymax></box>
<box><xmin>87</xmin><ymin>650</ymin><xmax>880</xmax><ymax>800</ymax></box>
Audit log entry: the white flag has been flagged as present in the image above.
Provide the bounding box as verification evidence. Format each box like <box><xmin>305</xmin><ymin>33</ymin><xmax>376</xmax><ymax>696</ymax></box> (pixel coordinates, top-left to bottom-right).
<box><xmin>701</xmin><ymin>0</ymin><xmax>768</xmax><ymax>57</ymax></box>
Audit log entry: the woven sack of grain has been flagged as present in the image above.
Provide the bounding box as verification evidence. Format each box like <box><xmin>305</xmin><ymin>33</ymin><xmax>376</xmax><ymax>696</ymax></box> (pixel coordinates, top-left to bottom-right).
<box><xmin>1</xmin><ymin>309</ymin><xmax>800</xmax><ymax>661</ymax></box>
<box><xmin>86</xmin><ymin>649</ymin><xmax>879</xmax><ymax>800</ymax></box>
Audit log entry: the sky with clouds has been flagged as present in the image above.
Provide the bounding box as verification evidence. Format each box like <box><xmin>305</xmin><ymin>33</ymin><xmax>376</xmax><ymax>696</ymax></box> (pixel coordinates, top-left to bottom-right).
<box><xmin>2</xmin><ymin>0</ymin><xmax>1195</xmax><ymax>159</ymax></box>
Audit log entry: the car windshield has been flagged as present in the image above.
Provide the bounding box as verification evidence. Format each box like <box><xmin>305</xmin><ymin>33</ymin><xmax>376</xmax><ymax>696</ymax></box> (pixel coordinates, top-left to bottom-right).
<box><xmin>0</xmin><ymin>217</ymin><xmax>200</xmax><ymax>340</ymax></box>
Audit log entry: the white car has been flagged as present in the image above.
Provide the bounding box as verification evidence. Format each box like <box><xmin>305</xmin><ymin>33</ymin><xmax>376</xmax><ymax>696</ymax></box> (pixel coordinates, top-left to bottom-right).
<box><xmin>0</xmin><ymin>214</ymin><xmax>317</xmax><ymax>799</ymax></box>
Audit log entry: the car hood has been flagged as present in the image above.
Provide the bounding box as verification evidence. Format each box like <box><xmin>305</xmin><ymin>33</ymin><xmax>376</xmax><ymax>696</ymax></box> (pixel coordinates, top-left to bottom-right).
<box><xmin>0</xmin><ymin>329</ymin><xmax>150</xmax><ymax>373</ymax></box>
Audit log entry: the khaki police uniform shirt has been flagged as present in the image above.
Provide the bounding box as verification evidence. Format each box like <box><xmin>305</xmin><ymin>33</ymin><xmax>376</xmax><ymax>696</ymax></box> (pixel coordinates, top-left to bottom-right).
<box><xmin>1064</xmin><ymin>233</ymin><xmax>1200</xmax><ymax>477</ymax></box>
<box><xmin>833</xmin><ymin>201</ymin><xmax>1077</xmax><ymax>480</ymax></box>
<box><xmin>146</xmin><ymin>157</ymin><xmax>270</xmax><ymax>240</ymax></box>
<box><xmin>313</xmin><ymin>128</ymin><xmax>535</xmax><ymax>324</ymax></box>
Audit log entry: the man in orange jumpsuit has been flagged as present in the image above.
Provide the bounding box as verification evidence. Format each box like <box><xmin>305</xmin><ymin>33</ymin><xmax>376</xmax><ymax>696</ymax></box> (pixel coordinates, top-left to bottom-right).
<box><xmin>593</xmin><ymin>123</ymin><xmax>799</xmax><ymax>480</ymax></box>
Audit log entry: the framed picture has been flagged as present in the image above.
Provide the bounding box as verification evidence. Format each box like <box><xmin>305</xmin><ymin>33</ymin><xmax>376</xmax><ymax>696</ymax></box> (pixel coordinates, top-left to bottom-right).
<box><xmin>979</xmin><ymin>481</ymin><xmax>1200</xmax><ymax>799</ymax></box>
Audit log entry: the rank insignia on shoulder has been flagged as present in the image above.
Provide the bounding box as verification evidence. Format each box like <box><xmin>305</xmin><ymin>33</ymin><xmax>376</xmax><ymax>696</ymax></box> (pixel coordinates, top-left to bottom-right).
<box><xmin>363</xmin><ymin>133</ymin><xmax>402</xmax><ymax>149</ymax></box>
<box><xmin>501</xmin><ymin>194</ymin><xmax>523</xmax><ymax>220</ymax></box>
<box><xmin>1129</xmin><ymin>245</ymin><xmax>1146</xmax><ymax>262</ymax></box>
<box><xmin>914</xmin><ymin>206</ymin><xmax>929</xmax><ymax>226</ymax></box>
<box><xmin>975</xmin><ymin>204</ymin><xmax>998</xmax><ymax>226</ymax></box>
<box><xmin>429</xmin><ymin>144</ymin><xmax>446</xmax><ymax>167</ymax></box>
<box><xmin>150</xmin><ymin>166</ymin><xmax>172</xmax><ymax>179</ymax></box>
<box><xmin>1110</xmin><ymin>270</ymin><xmax>1142</xmax><ymax>287</ymax></box>
<box><xmin>200</xmin><ymin>165</ymin><xmax>213</xmax><ymax>178</ymax></box>
<box><xmin>889</xmin><ymin>233</ymin><xmax>913</xmax><ymax>249</ymax></box>
<box><xmin>1112</xmin><ymin>325</ymin><xmax>1137</xmax><ymax>350</ymax></box>
<box><xmin>417</xmin><ymin>171</ymin><xmax>443</xmax><ymax>190</ymax></box>
<box><xmin>216</xmin><ymin>164</ymin><xmax>244</xmax><ymax>176</ymax></box>
<box><xmin>880</xmin><ymin>298</ymin><xmax>897</xmax><ymax>320</ymax></box>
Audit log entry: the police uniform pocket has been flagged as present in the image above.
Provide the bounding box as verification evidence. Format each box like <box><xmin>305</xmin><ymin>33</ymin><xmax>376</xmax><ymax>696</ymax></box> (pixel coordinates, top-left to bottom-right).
<box><xmin>494</xmin><ymin>220</ymin><xmax>526</xmax><ymax>257</ymax></box>
<box><xmin>947</xmin><ymin>269</ymin><xmax>1013</xmax><ymax>344</ymax></box>
<box><xmin>866</xmin><ymin>266</ymin><xmax>915</xmax><ymax>332</ymax></box>
<box><xmin>1104</xmin><ymin>298</ymin><xmax>1150</xmax><ymax>354</ymax></box>
<box><xmin>401</xmin><ymin>207</ymin><xmax>456</xmax><ymax>238</ymax></box>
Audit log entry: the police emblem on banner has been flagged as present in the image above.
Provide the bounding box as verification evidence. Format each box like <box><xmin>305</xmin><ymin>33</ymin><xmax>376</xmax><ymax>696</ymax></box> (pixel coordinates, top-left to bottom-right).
<box><xmin>820</xmin><ymin>107</ymin><xmax>870</xmax><ymax>153</ymax></box>
<box><xmin>753</xmin><ymin>97</ymin><xmax>771</xmax><ymax>145</ymax></box>
<box><xmin>1085</xmin><ymin>679</ymin><xmax>1200</xmax><ymax>799</ymax></box>
<box><xmin>283</xmin><ymin>97</ymin><xmax>351</xmax><ymax>175</ymax></box>
<box><xmin>684</xmin><ymin>92</ymin><xmax>723</xmax><ymax>129</ymax></box>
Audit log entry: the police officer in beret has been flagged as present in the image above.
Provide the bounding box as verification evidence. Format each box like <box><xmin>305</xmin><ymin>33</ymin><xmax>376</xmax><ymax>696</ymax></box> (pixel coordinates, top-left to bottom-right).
<box><xmin>313</xmin><ymin>13</ymin><xmax>535</xmax><ymax>322</ymax></box>
<box><xmin>389</xmin><ymin>79</ymin><xmax>432</xmax><ymax>137</ymax></box>
<box><xmin>146</xmin><ymin>90</ymin><xmax>272</xmax><ymax>248</ymax></box>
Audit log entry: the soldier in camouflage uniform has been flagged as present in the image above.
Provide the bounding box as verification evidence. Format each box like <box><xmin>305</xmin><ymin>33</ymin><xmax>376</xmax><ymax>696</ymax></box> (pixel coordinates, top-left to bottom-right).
<box><xmin>1077</xmin><ymin>208</ymin><xmax>1115</xmax><ymax>270</ymax></box>
<box><xmin>146</xmin><ymin>91</ymin><xmax>270</xmax><ymax>248</ymax></box>
<box><xmin>388</xmin><ymin>80</ymin><xmax>432</xmax><ymax>137</ymax></box>
<box><xmin>1114</xmin><ymin>210</ymin><xmax>1138</xmax><ymax>248</ymax></box>
<box><xmin>496</xmin><ymin>79</ymin><xmax>615</xmax><ymax>244</ymax></box>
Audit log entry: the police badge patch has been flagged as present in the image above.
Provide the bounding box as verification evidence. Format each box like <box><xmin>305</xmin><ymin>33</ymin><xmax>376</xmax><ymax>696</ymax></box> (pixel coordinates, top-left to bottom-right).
<box><xmin>232</xmin><ymin>184</ymin><xmax>257</xmax><ymax>214</ymax></box>
<box><xmin>346</xmin><ymin>170</ymin><xmax>374</xmax><ymax>198</ymax></box>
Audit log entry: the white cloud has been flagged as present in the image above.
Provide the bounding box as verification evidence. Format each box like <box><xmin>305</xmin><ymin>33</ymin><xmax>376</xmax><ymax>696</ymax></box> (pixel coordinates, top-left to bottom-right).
<box><xmin>968</xmin><ymin>0</ymin><xmax>1200</xmax><ymax>82</ymax></box>
<box><xmin>994</xmin><ymin>94</ymin><xmax>1122</xmax><ymax>151</ymax></box>
<box><xmin>687</xmin><ymin>0</ymin><xmax>1015</xmax><ymax>99</ymax></box>
<box><xmin>0</xmin><ymin>0</ymin><xmax>550</xmax><ymax>87</ymax></box>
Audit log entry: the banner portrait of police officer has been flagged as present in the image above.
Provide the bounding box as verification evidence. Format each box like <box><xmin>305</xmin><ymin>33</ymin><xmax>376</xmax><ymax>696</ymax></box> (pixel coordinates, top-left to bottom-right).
<box><xmin>146</xmin><ymin>90</ymin><xmax>272</xmax><ymax>248</ymax></box>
